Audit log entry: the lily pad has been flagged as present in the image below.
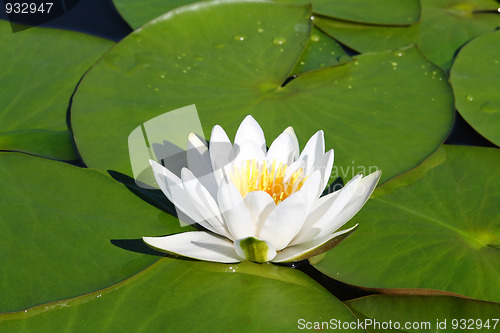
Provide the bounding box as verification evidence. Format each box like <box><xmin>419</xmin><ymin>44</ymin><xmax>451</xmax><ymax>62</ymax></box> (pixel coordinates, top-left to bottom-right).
<box><xmin>71</xmin><ymin>0</ymin><xmax>454</xmax><ymax>185</ymax></box>
<box><xmin>315</xmin><ymin>0</ymin><xmax>500</xmax><ymax>70</ymax></box>
<box><xmin>314</xmin><ymin>17</ymin><xmax>417</xmax><ymax>56</ymax></box>
<box><xmin>0</xmin><ymin>259</ymin><xmax>365</xmax><ymax>332</ymax></box>
<box><xmin>314</xmin><ymin>145</ymin><xmax>500</xmax><ymax>303</ymax></box>
<box><xmin>291</xmin><ymin>25</ymin><xmax>351</xmax><ymax>75</ymax></box>
<box><xmin>0</xmin><ymin>130</ymin><xmax>77</xmax><ymax>160</ymax></box>
<box><xmin>275</xmin><ymin>0</ymin><xmax>421</xmax><ymax>25</ymax></box>
<box><xmin>112</xmin><ymin>0</ymin><xmax>198</xmax><ymax>29</ymax></box>
<box><xmin>0</xmin><ymin>152</ymin><xmax>186</xmax><ymax>312</ymax></box>
<box><xmin>112</xmin><ymin>0</ymin><xmax>420</xmax><ymax>29</ymax></box>
<box><xmin>0</xmin><ymin>20</ymin><xmax>114</xmax><ymax>159</ymax></box>
<box><xmin>450</xmin><ymin>30</ymin><xmax>500</xmax><ymax>146</ymax></box>
<box><xmin>347</xmin><ymin>295</ymin><xmax>500</xmax><ymax>333</ymax></box>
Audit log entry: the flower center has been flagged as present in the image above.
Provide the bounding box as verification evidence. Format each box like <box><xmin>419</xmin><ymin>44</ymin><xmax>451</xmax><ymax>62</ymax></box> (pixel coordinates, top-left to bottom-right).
<box><xmin>229</xmin><ymin>159</ymin><xmax>306</xmax><ymax>204</ymax></box>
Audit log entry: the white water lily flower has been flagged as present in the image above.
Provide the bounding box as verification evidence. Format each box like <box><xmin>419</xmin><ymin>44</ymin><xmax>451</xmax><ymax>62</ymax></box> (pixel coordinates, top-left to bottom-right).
<box><xmin>143</xmin><ymin>115</ymin><xmax>381</xmax><ymax>263</ymax></box>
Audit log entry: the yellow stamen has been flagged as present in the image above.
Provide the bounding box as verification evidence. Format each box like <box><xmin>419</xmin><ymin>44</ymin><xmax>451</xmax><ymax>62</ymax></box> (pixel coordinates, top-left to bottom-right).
<box><xmin>230</xmin><ymin>159</ymin><xmax>307</xmax><ymax>205</ymax></box>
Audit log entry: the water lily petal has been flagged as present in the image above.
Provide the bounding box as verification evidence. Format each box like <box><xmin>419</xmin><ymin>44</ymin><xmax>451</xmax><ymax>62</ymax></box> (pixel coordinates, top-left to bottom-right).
<box><xmin>272</xmin><ymin>224</ymin><xmax>358</xmax><ymax>263</ymax></box>
<box><xmin>288</xmin><ymin>191</ymin><xmax>339</xmax><ymax>245</ymax></box>
<box><xmin>150</xmin><ymin>160</ymin><xmax>216</xmax><ymax>229</ymax></box>
<box><xmin>297</xmin><ymin>170</ymin><xmax>323</xmax><ymax>210</ymax></box>
<box><xmin>150</xmin><ymin>159</ymin><xmax>179</xmax><ymax>197</ymax></box>
<box><xmin>234</xmin><ymin>115</ymin><xmax>266</xmax><ymax>153</ymax></box>
<box><xmin>283</xmin><ymin>159</ymin><xmax>305</xmax><ymax>183</ymax></box>
<box><xmin>218</xmin><ymin>177</ymin><xmax>255</xmax><ymax>240</ymax></box>
<box><xmin>318</xmin><ymin>149</ymin><xmax>334</xmax><ymax>190</ymax></box>
<box><xmin>298</xmin><ymin>130</ymin><xmax>324</xmax><ymax>175</ymax></box>
<box><xmin>290</xmin><ymin>174</ymin><xmax>362</xmax><ymax>246</ymax></box>
<box><xmin>234</xmin><ymin>237</ymin><xmax>276</xmax><ymax>263</ymax></box>
<box><xmin>243</xmin><ymin>191</ymin><xmax>276</xmax><ymax>235</ymax></box>
<box><xmin>283</xmin><ymin>126</ymin><xmax>300</xmax><ymax>160</ymax></box>
<box><xmin>209</xmin><ymin>125</ymin><xmax>234</xmax><ymax>172</ymax></box>
<box><xmin>266</xmin><ymin>132</ymin><xmax>295</xmax><ymax>166</ymax></box>
<box><xmin>187</xmin><ymin>133</ymin><xmax>218</xmax><ymax>199</ymax></box>
<box><xmin>258</xmin><ymin>192</ymin><xmax>307</xmax><ymax>251</ymax></box>
<box><xmin>181</xmin><ymin>168</ymin><xmax>231</xmax><ymax>238</ymax></box>
<box><xmin>229</xmin><ymin>140</ymin><xmax>266</xmax><ymax>171</ymax></box>
<box><xmin>143</xmin><ymin>232</ymin><xmax>241</xmax><ymax>263</ymax></box>
<box><xmin>315</xmin><ymin>170</ymin><xmax>381</xmax><ymax>239</ymax></box>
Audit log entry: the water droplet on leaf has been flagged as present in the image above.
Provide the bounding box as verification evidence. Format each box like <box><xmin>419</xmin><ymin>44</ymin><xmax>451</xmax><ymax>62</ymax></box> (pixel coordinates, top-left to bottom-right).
<box><xmin>310</xmin><ymin>35</ymin><xmax>320</xmax><ymax>42</ymax></box>
<box><xmin>272</xmin><ymin>37</ymin><xmax>287</xmax><ymax>45</ymax></box>
<box><xmin>480</xmin><ymin>100</ymin><xmax>500</xmax><ymax>114</ymax></box>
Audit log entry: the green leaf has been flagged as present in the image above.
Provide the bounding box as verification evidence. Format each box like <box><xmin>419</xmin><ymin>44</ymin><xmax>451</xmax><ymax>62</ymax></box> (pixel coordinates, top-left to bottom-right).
<box><xmin>112</xmin><ymin>0</ymin><xmax>199</xmax><ymax>29</ymax></box>
<box><xmin>314</xmin><ymin>145</ymin><xmax>500</xmax><ymax>303</ymax></box>
<box><xmin>0</xmin><ymin>152</ymin><xmax>187</xmax><ymax>312</ymax></box>
<box><xmin>0</xmin><ymin>130</ymin><xmax>77</xmax><ymax>160</ymax></box>
<box><xmin>314</xmin><ymin>17</ymin><xmax>417</xmax><ymax>55</ymax></box>
<box><xmin>347</xmin><ymin>295</ymin><xmax>500</xmax><ymax>333</ymax></box>
<box><xmin>0</xmin><ymin>21</ymin><xmax>113</xmax><ymax>132</ymax></box>
<box><xmin>291</xmin><ymin>25</ymin><xmax>351</xmax><ymax>75</ymax></box>
<box><xmin>0</xmin><ymin>259</ymin><xmax>366</xmax><ymax>332</ymax></box>
<box><xmin>315</xmin><ymin>0</ymin><xmax>500</xmax><ymax>70</ymax></box>
<box><xmin>112</xmin><ymin>0</ymin><xmax>420</xmax><ymax>29</ymax></box>
<box><xmin>276</xmin><ymin>0</ymin><xmax>421</xmax><ymax>25</ymax></box>
<box><xmin>450</xmin><ymin>30</ymin><xmax>500</xmax><ymax>146</ymax></box>
<box><xmin>71</xmin><ymin>0</ymin><xmax>454</xmax><ymax>185</ymax></box>
<box><xmin>0</xmin><ymin>21</ymin><xmax>114</xmax><ymax>159</ymax></box>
